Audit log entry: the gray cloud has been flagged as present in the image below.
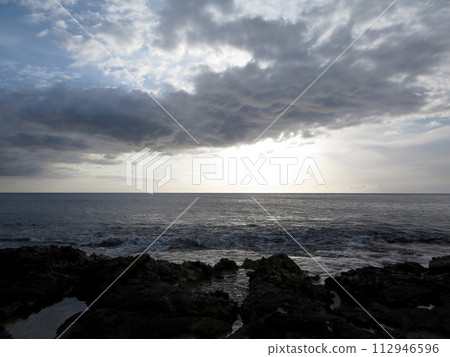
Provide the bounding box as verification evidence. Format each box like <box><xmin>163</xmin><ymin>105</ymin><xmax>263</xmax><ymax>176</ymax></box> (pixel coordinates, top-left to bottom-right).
<box><xmin>152</xmin><ymin>0</ymin><xmax>450</xmax><ymax>142</ymax></box>
<box><xmin>154</xmin><ymin>0</ymin><xmax>235</xmax><ymax>49</ymax></box>
<box><xmin>1</xmin><ymin>0</ymin><xmax>450</xmax><ymax>177</ymax></box>
<box><xmin>0</xmin><ymin>151</ymin><xmax>45</xmax><ymax>177</ymax></box>
<box><xmin>0</xmin><ymin>84</ymin><xmax>180</xmax><ymax>176</ymax></box>
<box><xmin>6</xmin><ymin>133</ymin><xmax>89</xmax><ymax>150</ymax></box>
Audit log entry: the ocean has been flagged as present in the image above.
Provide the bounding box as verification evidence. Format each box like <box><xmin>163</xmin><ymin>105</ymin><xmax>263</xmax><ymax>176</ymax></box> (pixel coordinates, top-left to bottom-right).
<box><xmin>1</xmin><ymin>193</ymin><xmax>449</xmax><ymax>277</ymax></box>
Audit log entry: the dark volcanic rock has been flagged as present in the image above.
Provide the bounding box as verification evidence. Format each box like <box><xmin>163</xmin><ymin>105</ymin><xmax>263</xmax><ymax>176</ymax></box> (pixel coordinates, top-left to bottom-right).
<box><xmin>71</xmin><ymin>255</ymin><xmax>216</xmax><ymax>304</ymax></box>
<box><xmin>58</xmin><ymin>256</ymin><xmax>238</xmax><ymax>338</ymax></box>
<box><xmin>213</xmin><ymin>258</ymin><xmax>239</xmax><ymax>277</ymax></box>
<box><xmin>58</xmin><ymin>255</ymin><xmax>238</xmax><ymax>338</ymax></box>
<box><xmin>0</xmin><ymin>246</ymin><xmax>238</xmax><ymax>338</ymax></box>
<box><xmin>429</xmin><ymin>256</ymin><xmax>450</xmax><ymax>274</ymax></box>
<box><xmin>325</xmin><ymin>262</ymin><xmax>433</xmax><ymax>309</ymax></box>
<box><xmin>235</xmin><ymin>255</ymin><xmax>450</xmax><ymax>338</ymax></box>
<box><xmin>234</xmin><ymin>254</ymin><xmax>390</xmax><ymax>338</ymax></box>
<box><xmin>0</xmin><ymin>246</ymin><xmax>90</xmax><ymax>322</ymax></box>
<box><xmin>2</xmin><ymin>246</ymin><xmax>450</xmax><ymax>339</ymax></box>
<box><xmin>325</xmin><ymin>261</ymin><xmax>450</xmax><ymax>338</ymax></box>
<box><xmin>241</xmin><ymin>258</ymin><xmax>260</xmax><ymax>270</ymax></box>
<box><xmin>235</xmin><ymin>254</ymin><xmax>335</xmax><ymax>338</ymax></box>
<box><xmin>0</xmin><ymin>325</ymin><xmax>11</xmax><ymax>339</ymax></box>
<box><xmin>57</xmin><ymin>290</ymin><xmax>237</xmax><ymax>338</ymax></box>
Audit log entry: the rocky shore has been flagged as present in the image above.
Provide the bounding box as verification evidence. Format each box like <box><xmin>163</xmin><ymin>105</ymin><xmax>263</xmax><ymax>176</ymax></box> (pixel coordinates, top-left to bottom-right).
<box><xmin>1</xmin><ymin>246</ymin><xmax>449</xmax><ymax>338</ymax></box>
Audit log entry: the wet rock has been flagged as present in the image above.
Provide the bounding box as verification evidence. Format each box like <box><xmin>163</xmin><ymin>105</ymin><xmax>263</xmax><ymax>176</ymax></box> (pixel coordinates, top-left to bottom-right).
<box><xmin>57</xmin><ymin>286</ymin><xmax>238</xmax><ymax>338</ymax></box>
<box><xmin>326</xmin><ymin>261</ymin><xmax>441</xmax><ymax>309</ymax></box>
<box><xmin>213</xmin><ymin>258</ymin><xmax>239</xmax><ymax>278</ymax></box>
<box><xmin>236</xmin><ymin>254</ymin><xmax>334</xmax><ymax>338</ymax></box>
<box><xmin>0</xmin><ymin>325</ymin><xmax>11</xmax><ymax>339</ymax></box>
<box><xmin>0</xmin><ymin>246</ymin><xmax>90</xmax><ymax>322</ymax></box>
<box><xmin>57</xmin><ymin>255</ymin><xmax>238</xmax><ymax>338</ymax></box>
<box><xmin>325</xmin><ymin>260</ymin><xmax>450</xmax><ymax>338</ymax></box>
<box><xmin>429</xmin><ymin>256</ymin><xmax>450</xmax><ymax>274</ymax></box>
<box><xmin>179</xmin><ymin>260</ymin><xmax>214</xmax><ymax>287</ymax></box>
<box><xmin>326</xmin><ymin>318</ymin><xmax>381</xmax><ymax>338</ymax></box>
<box><xmin>2</xmin><ymin>246</ymin><xmax>450</xmax><ymax>339</ymax></box>
<box><xmin>236</xmin><ymin>255</ymin><xmax>450</xmax><ymax>338</ymax></box>
<box><xmin>72</xmin><ymin>255</ymin><xmax>216</xmax><ymax>304</ymax></box>
<box><xmin>241</xmin><ymin>258</ymin><xmax>260</xmax><ymax>270</ymax></box>
<box><xmin>0</xmin><ymin>246</ymin><xmax>238</xmax><ymax>338</ymax></box>
<box><xmin>57</xmin><ymin>308</ymin><xmax>234</xmax><ymax>338</ymax></box>
<box><xmin>59</xmin><ymin>256</ymin><xmax>238</xmax><ymax>338</ymax></box>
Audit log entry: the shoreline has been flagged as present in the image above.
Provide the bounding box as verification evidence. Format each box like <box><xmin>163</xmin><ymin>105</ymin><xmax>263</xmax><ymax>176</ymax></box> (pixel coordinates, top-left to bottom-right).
<box><xmin>1</xmin><ymin>245</ymin><xmax>450</xmax><ymax>338</ymax></box>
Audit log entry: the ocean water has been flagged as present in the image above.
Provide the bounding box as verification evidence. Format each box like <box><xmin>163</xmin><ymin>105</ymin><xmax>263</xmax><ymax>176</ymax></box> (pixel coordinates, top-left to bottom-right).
<box><xmin>0</xmin><ymin>193</ymin><xmax>449</xmax><ymax>276</ymax></box>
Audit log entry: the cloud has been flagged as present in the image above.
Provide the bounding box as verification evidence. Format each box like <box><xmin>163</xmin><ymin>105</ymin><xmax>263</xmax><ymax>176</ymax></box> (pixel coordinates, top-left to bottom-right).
<box><xmin>1</xmin><ymin>62</ymin><xmax>81</xmax><ymax>87</ymax></box>
<box><xmin>152</xmin><ymin>0</ymin><xmax>450</xmax><ymax>141</ymax></box>
<box><xmin>1</xmin><ymin>0</ymin><xmax>450</xmax><ymax>180</ymax></box>
<box><xmin>0</xmin><ymin>150</ymin><xmax>45</xmax><ymax>177</ymax></box>
<box><xmin>0</xmin><ymin>84</ymin><xmax>177</xmax><ymax>144</ymax></box>
<box><xmin>0</xmin><ymin>84</ymin><xmax>179</xmax><ymax>176</ymax></box>
<box><xmin>6</xmin><ymin>133</ymin><xmax>89</xmax><ymax>150</ymax></box>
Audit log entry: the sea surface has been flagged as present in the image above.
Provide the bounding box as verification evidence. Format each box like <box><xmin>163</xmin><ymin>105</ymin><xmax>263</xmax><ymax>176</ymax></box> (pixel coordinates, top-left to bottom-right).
<box><xmin>1</xmin><ymin>193</ymin><xmax>449</xmax><ymax>276</ymax></box>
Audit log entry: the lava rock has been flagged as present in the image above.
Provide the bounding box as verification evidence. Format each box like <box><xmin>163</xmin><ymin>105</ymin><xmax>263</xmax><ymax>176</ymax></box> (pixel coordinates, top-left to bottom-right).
<box><xmin>429</xmin><ymin>256</ymin><xmax>450</xmax><ymax>274</ymax></box>
<box><xmin>213</xmin><ymin>258</ymin><xmax>239</xmax><ymax>277</ymax></box>
<box><xmin>2</xmin><ymin>246</ymin><xmax>450</xmax><ymax>339</ymax></box>
<box><xmin>241</xmin><ymin>258</ymin><xmax>260</xmax><ymax>270</ymax></box>
<box><xmin>57</xmin><ymin>287</ymin><xmax>238</xmax><ymax>338</ymax></box>
<box><xmin>325</xmin><ymin>260</ymin><xmax>450</xmax><ymax>338</ymax></box>
<box><xmin>0</xmin><ymin>246</ymin><xmax>90</xmax><ymax>321</ymax></box>
<box><xmin>235</xmin><ymin>254</ymin><xmax>334</xmax><ymax>338</ymax></box>
<box><xmin>0</xmin><ymin>325</ymin><xmax>11</xmax><ymax>339</ymax></box>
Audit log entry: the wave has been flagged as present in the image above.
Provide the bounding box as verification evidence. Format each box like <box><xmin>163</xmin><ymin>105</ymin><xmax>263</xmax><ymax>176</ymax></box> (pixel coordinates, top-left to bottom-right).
<box><xmin>80</xmin><ymin>237</ymin><xmax>126</xmax><ymax>248</ymax></box>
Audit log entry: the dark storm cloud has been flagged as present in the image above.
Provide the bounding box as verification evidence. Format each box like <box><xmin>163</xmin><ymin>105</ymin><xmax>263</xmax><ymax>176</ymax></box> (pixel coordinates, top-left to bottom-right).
<box><xmin>152</xmin><ymin>0</ymin><xmax>450</xmax><ymax>141</ymax></box>
<box><xmin>0</xmin><ymin>151</ymin><xmax>44</xmax><ymax>177</ymax></box>
<box><xmin>0</xmin><ymin>84</ymin><xmax>181</xmax><ymax>176</ymax></box>
<box><xmin>1</xmin><ymin>0</ymin><xmax>450</xmax><ymax>177</ymax></box>
<box><xmin>0</xmin><ymin>85</ymin><xmax>176</xmax><ymax>144</ymax></box>
<box><xmin>6</xmin><ymin>133</ymin><xmax>89</xmax><ymax>150</ymax></box>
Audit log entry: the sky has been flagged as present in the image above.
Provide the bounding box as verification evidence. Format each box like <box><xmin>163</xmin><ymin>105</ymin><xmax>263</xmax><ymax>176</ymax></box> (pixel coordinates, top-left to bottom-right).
<box><xmin>0</xmin><ymin>0</ymin><xmax>449</xmax><ymax>193</ymax></box>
